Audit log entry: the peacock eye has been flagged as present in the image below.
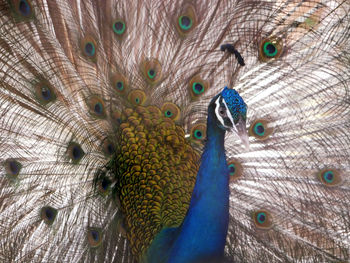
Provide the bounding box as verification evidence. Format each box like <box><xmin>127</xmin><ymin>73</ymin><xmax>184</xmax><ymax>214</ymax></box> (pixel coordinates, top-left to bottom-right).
<box><xmin>318</xmin><ymin>169</ymin><xmax>342</xmax><ymax>187</ymax></box>
<box><xmin>128</xmin><ymin>90</ymin><xmax>146</xmax><ymax>106</ymax></box>
<box><xmin>194</xmin><ymin>129</ymin><xmax>203</xmax><ymax>139</ymax></box>
<box><xmin>141</xmin><ymin>58</ymin><xmax>162</xmax><ymax>84</ymax></box>
<box><xmin>175</xmin><ymin>4</ymin><xmax>197</xmax><ymax>36</ymax></box>
<box><xmin>253</xmin><ymin>122</ymin><xmax>265</xmax><ymax>136</ymax></box>
<box><xmin>84</xmin><ymin>42</ymin><xmax>95</xmax><ymax>57</ymax></box>
<box><xmin>35</xmin><ymin>81</ymin><xmax>57</xmax><ymax>105</ymax></box>
<box><xmin>87</xmin><ymin>96</ymin><xmax>106</xmax><ymax>118</ymax></box>
<box><xmin>102</xmin><ymin>139</ymin><xmax>115</xmax><ymax>156</ymax></box>
<box><xmin>81</xmin><ymin>36</ymin><xmax>98</xmax><ymax>61</ymax></box>
<box><xmin>227</xmin><ymin>160</ymin><xmax>243</xmax><ymax>182</ymax></box>
<box><xmin>67</xmin><ymin>142</ymin><xmax>85</xmax><ymax>164</ymax></box>
<box><xmin>179</xmin><ymin>15</ymin><xmax>192</xmax><ymax>30</ymax></box>
<box><xmin>228</xmin><ymin>163</ymin><xmax>235</xmax><ymax>176</ymax></box>
<box><xmin>4</xmin><ymin>159</ymin><xmax>22</xmax><ymax>178</ymax></box>
<box><xmin>87</xmin><ymin>227</ymin><xmax>103</xmax><ymax>247</ymax></box>
<box><xmin>263</xmin><ymin>42</ymin><xmax>277</xmax><ymax>57</ymax></box>
<box><xmin>116</xmin><ymin>81</ymin><xmax>124</xmax><ymax>91</ymax></box>
<box><xmin>94</xmin><ymin>102</ymin><xmax>103</xmax><ymax>114</ymax></box>
<box><xmin>259</xmin><ymin>37</ymin><xmax>283</xmax><ymax>62</ymax></box>
<box><xmin>41</xmin><ymin>86</ymin><xmax>51</xmax><ymax>100</ymax></box>
<box><xmin>191</xmin><ymin>123</ymin><xmax>206</xmax><ymax>141</ymax></box>
<box><xmin>111</xmin><ymin>72</ymin><xmax>128</xmax><ymax>94</ymax></box>
<box><xmin>40</xmin><ymin>206</ymin><xmax>57</xmax><ymax>225</ymax></box>
<box><xmin>189</xmin><ymin>76</ymin><xmax>209</xmax><ymax>99</ymax></box>
<box><xmin>147</xmin><ymin>69</ymin><xmax>156</xmax><ymax>79</ymax></box>
<box><xmin>11</xmin><ymin>0</ymin><xmax>34</xmax><ymax>19</ymax></box>
<box><xmin>219</xmin><ymin>106</ymin><xmax>227</xmax><ymax>117</ymax></box>
<box><xmin>252</xmin><ymin>209</ymin><xmax>273</xmax><ymax>229</ymax></box>
<box><xmin>113</xmin><ymin>20</ymin><xmax>126</xmax><ymax>35</ymax></box>
<box><xmin>98</xmin><ymin>176</ymin><xmax>112</xmax><ymax>195</ymax></box>
<box><xmin>19</xmin><ymin>0</ymin><xmax>31</xmax><ymax>17</ymax></box>
<box><xmin>249</xmin><ymin>119</ymin><xmax>273</xmax><ymax>140</ymax></box>
<box><xmin>101</xmin><ymin>177</ymin><xmax>111</xmax><ymax>190</ymax></box>
<box><xmin>161</xmin><ymin>102</ymin><xmax>181</xmax><ymax>121</ymax></box>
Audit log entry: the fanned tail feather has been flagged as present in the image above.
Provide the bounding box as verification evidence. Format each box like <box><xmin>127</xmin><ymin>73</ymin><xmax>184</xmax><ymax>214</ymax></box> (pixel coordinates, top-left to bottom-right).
<box><xmin>0</xmin><ymin>0</ymin><xmax>349</xmax><ymax>262</ymax></box>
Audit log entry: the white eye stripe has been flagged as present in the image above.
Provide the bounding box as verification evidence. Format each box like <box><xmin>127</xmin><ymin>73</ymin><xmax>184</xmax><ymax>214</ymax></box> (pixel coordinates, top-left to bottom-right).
<box><xmin>215</xmin><ymin>97</ymin><xmax>225</xmax><ymax>126</ymax></box>
<box><xmin>221</xmin><ymin>99</ymin><xmax>235</xmax><ymax>130</ymax></box>
<box><xmin>222</xmin><ymin>100</ymin><xmax>235</xmax><ymax>124</ymax></box>
<box><xmin>215</xmin><ymin>96</ymin><xmax>236</xmax><ymax>131</ymax></box>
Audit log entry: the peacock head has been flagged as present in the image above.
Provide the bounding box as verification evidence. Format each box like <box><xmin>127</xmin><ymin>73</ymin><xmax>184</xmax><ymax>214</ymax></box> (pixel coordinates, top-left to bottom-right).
<box><xmin>211</xmin><ymin>86</ymin><xmax>249</xmax><ymax>147</ymax></box>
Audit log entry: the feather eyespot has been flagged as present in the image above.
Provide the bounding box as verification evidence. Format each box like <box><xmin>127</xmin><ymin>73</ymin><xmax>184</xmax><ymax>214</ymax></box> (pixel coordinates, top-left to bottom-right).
<box><xmin>67</xmin><ymin>142</ymin><xmax>85</xmax><ymax>164</ymax></box>
<box><xmin>128</xmin><ymin>90</ymin><xmax>146</xmax><ymax>106</ymax></box>
<box><xmin>87</xmin><ymin>96</ymin><xmax>106</xmax><ymax>118</ymax></box>
<box><xmin>95</xmin><ymin>103</ymin><xmax>103</xmax><ymax>114</ymax></box>
<box><xmin>85</xmin><ymin>42</ymin><xmax>95</xmax><ymax>56</ymax></box>
<box><xmin>147</xmin><ymin>69</ymin><xmax>156</xmax><ymax>79</ymax></box>
<box><xmin>101</xmin><ymin>178</ymin><xmax>111</xmax><ymax>190</ymax></box>
<box><xmin>318</xmin><ymin>169</ymin><xmax>342</xmax><ymax>187</ymax></box>
<box><xmin>88</xmin><ymin>228</ymin><xmax>102</xmax><ymax>248</ymax></box>
<box><xmin>34</xmin><ymin>81</ymin><xmax>56</xmax><ymax>105</ymax></box>
<box><xmin>257</xmin><ymin>212</ymin><xmax>266</xmax><ymax>223</ymax></box>
<box><xmin>113</xmin><ymin>20</ymin><xmax>126</xmax><ymax>36</ymax></box>
<box><xmin>41</xmin><ymin>87</ymin><xmax>52</xmax><ymax>100</ymax></box>
<box><xmin>81</xmin><ymin>36</ymin><xmax>97</xmax><ymax>61</ymax></box>
<box><xmin>193</xmin><ymin>82</ymin><xmax>204</xmax><ymax>95</ymax></box>
<box><xmin>194</xmin><ymin>130</ymin><xmax>203</xmax><ymax>139</ymax></box>
<box><xmin>102</xmin><ymin>139</ymin><xmax>115</xmax><ymax>156</ymax></box>
<box><xmin>10</xmin><ymin>0</ymin><xmax>34</xmax><ymax>19</ymax></box>
<box><xmin>228</xmin><ymin>164</ymin><xmax>235</xmax><ymax>175</ymax></box>
<box><xmin>227</xmin><ymin>160</ymin><xmax>243</xmax><ymax>182</ymax></box>
<box><xmin>111</xmin><ymin>109</ymin><xmax>122</xmax><ymax>126</ymax></box>
<box><xmin>252</xmin><ymin>210</ymin><xmax>272</xmax><ymax>229</ymax></box>
<box><xmin>97</xmin><ymin>176</ymin><xmax>112</xmax><ymax>196</ymax></box>
<box><xmin>4</xmin><ymin>159</ymin><xmax>22</xmax><ymax>179</ymax></box>
<box><xmin>165</xmin><ymin>110</ymin><xmax>173</xmax><ymax>117</ymax></box>
<box><xmin>189</xmin><ymin>75</ymin><xmax>209</xmax><ymax>100</ymax></box>
<box><xmin>161</xmin><ymin>102</ymin><xmax>181</xmax><ymax>121</ymax></box>
<box><xmin>19</xmin><ymin>0</ymin><xmax>30</xmax><ymax>15</ymax></box>
<box><xmin>249</xmin><ymin>119</ymin><xmax>273</xmax><ymax>140</ymax></box>
<box><xmin>141</xmin><ymin>59</ymin><xmax>162</xmax><ymax>85</ymax></box>
<box><xmin>106</xmin><ymin>143</ymin><xmax>114</xmax><ymax>155</ymax></box>
<box><xmin>179</xmin><ymin>15</ymin><xmax>192</xmax><ymax>30</ymax></box>
<box><xmin>175</xmin><ymin>5</ymin><xmax>197</xmax><ymax>36</ymax></box>
<box><xmin>40</xmin><ymin>206</ymin><xmax>57</xmax><ymax>225</ymax></box>
<box><xmin>259</xmin><ymin>37</ymin><xmax>283</xmax><ymax>62</ymax></box>
<box><xmin>191</xmin><ymin>124</ymin><xmax>206</xmax><ymax>141</ymax></box>
<box><xmin>253</xmin><ymin>122</ymin><xmax>265</xmax><ymax>136</ymax></box>
<box><xmin>101</xmin><ymin>177</ymin><xmax>111</xmax><ymax>190</ymax></box>
<box><xmin>263</xmin><ymin>42</ymin><xmax>277</xmax><ymax>57</ymax></box>
<box><xmin>111</xmin><ymin>72</ymin><xmax>128</xmax><ymax>94</ymax></box>
<box><xmin>116</xmin><ymin>81</ymin><xmax>124</xmax><ymax>91</ymax></box>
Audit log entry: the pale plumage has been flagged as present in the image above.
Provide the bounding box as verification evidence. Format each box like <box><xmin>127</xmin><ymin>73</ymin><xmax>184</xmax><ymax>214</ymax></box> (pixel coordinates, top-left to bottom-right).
<box><xmin>0</xmin><ymin>0</ymin><xmax>349</xmax><ymax>262</ymax></box>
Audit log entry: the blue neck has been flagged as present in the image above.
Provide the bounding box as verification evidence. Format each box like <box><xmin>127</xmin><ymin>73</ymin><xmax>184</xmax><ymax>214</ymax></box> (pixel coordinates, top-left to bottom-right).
<box><xmin>145</xmin><ymin>108</ymin><xmax>230</xmax><ymax>263</ymax></box>
<box><xmin>168</xmin><ymin>110</ymin><xmax>230</xmax><ymax>262</ymax></box>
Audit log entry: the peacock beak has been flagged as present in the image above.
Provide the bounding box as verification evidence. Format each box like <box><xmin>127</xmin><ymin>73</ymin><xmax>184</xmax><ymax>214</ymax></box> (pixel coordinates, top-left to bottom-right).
<box><xmin>233</xmin><ymin>116</ymin><xmax>250</xmax><ymax>149</ymax></box>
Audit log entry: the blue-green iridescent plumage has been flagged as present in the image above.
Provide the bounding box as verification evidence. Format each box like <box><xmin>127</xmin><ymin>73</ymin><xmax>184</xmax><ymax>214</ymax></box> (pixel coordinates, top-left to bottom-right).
<box><xmin>0</xmin><ymin>0</ymin><xmax>349</xmax><ymax>263</ymax></box>
<box><xmin>146</xmin><ymin>88</ymin><xmax>247</xmax><ymax>263</ymax></box>
<box><xmin>221</xmin><ymin>87</ymin><xmax>247</xmax><ymax>123</ymax></box>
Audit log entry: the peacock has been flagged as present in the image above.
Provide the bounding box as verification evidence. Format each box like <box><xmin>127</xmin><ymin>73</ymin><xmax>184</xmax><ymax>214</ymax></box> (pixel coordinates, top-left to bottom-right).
<box><xmin>0</xmin><ymin>0</ymin><xmax>349</xmax><ymax>262</ymax></box>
